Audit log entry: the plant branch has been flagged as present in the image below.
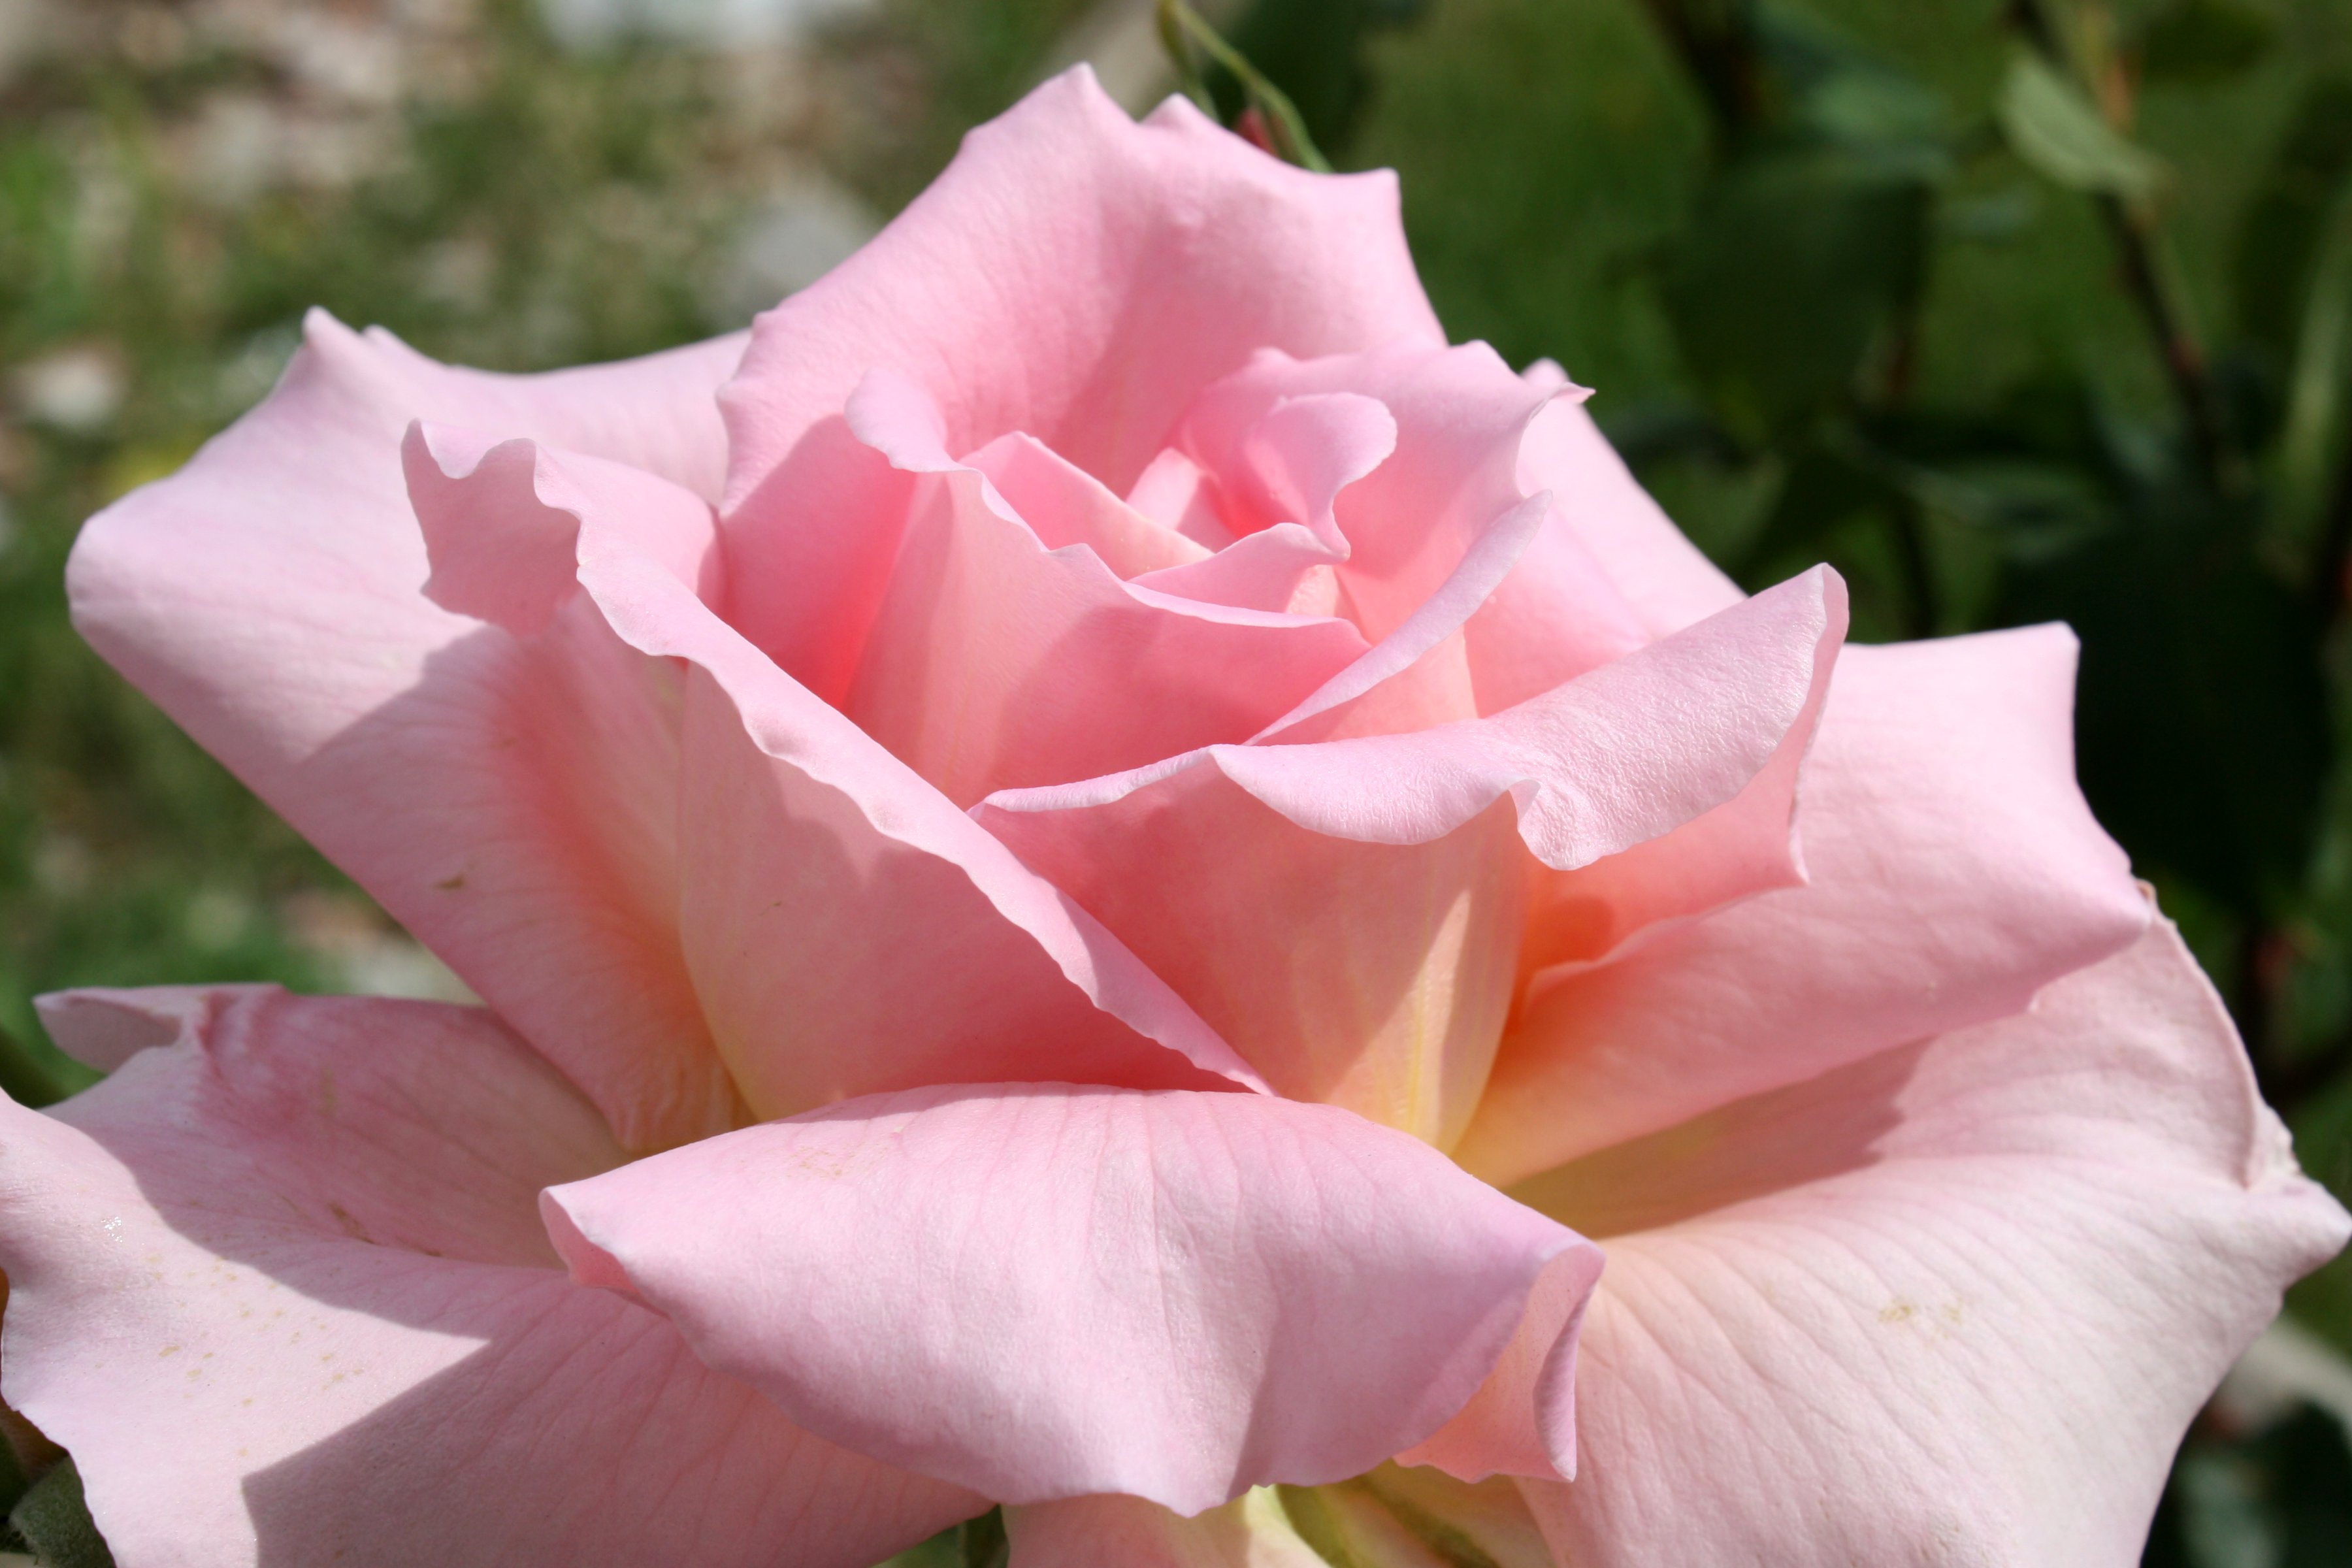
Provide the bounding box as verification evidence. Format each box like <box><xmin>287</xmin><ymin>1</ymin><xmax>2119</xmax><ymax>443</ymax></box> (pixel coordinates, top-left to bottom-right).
<box><xmin>2006</xmin><ymin>0</ymin><xmax>2236</xmax><ymax>491</ymax></box>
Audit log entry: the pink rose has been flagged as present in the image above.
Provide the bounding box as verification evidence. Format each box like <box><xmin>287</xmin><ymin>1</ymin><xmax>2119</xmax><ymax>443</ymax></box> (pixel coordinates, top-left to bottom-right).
<box><xmin>4</xmin><ymin>67</ymin><xmax>2344</xmax><ymax>1567</ymax></box>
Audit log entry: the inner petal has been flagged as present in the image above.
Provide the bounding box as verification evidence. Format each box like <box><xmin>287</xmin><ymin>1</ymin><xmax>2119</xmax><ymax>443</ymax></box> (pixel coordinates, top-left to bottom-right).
<box><xmin>1130</xmin><ymin>391</ymin><xmax>1395</xmax><ymax>621</ymax></box>
<box><xmin>839</xmin><ymin>369</ymin><xmax>1368</xmax><ymax>805</ymax></box>
<box><xmin>964</xmin><ymin>431</ymin><xmax>1207</xmax><ymax>579</ymax></box>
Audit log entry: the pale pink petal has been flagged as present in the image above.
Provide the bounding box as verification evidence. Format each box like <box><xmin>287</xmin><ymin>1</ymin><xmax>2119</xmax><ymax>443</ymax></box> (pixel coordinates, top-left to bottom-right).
<box><xmin>1518</xmin><ymin>389</ymin><xmax>1742</xmax><ymax>638</ymax></box>
<box><xmin>339</xmin><ymin>318</ymin><xmax>745</xmax><ymax>502</ymax></box>
<box><xmin>1393</xmin><ymin>1246</ymin><xmax>1603</xmax><ymax>1483</ymax></box>
<box><xmin>1511</xmin><ymin>562</ymin><xmax>1841</xmax><ymax>975</ymax></box>
<box><xmin>837</xmin><ymin>369</ymin><xmax>1369</xmax><ymax>805</ymax></box>
<box><xmin>68</xmin><ymin>314</ymin><xmax>747</xmax><ymax>1149</ymax></box>
<box><xmin>1458</xmin><ymin>625</ymin><xmax>2155</xmax><ymax>1186</ymax></box>
<box><xmin>966</xmin><ymin>431</ymin><xmax>1209</xmax><ymax>578</ymax></box>
<box><xmin>1511</xmin><ymin>917</ymin><xmax>2351</xmax><ymax>1566</ymax></box>
<box><xmin>976</xmin><ymin>570</ymin><xmax>1844</xmax><ymax>1143</ymax></box>
<box><xmin>721</xmin><ymin>68</ymin><xmax>1442</xmax><ymax>678</ymax></box>
<box><xmin>0</xmin><ymin>987</ymin><xmax>975</xmax><ymax>1567</ymax></box>
<box><xmin>1180</xmin><ymin>344</ymin><xmax>1651</xmax><ymax>709</ymax></box>
<box><xmin>1189</xmin><ymin>389</ymin><xmax>1396</xmax><ymax>554</ymax></box>
<box><xmin>998</xmin><ymin>784</ymin><xmax>1531</xmax><ymax>1145</ymax></box>
<box><xmin>1006</xmin><ymin>1491</ymin><xmax>1328</xmax><ymax>1568</ymax></box>
<box><xmin>1132</xmin><ymin>519</ymin><xmax>1345</xmax><ymax>615</ymax></box>
<box><xmin>410</xmin><ymin>421</ymin><xmax>721</xmax><ymax>636</ymax></box>
<box><xmin>33</xmin><ymin>983</ymin><xmax>278</xmax><ymax>1072</ymax></box>
<box><xmin>984</xmin><ymin>566</ymin><xmax>1842</xmax><ymax>862</ymax></box>
<box><xmin>1130</xmin><ymin>391</ymin><xmax>1394</xmax><ymax>615</ymax></box>
<box><xmin>405</xmin><ymin>427</ymin><xmax>1266</xmax><ymax>1119</ymax></box>
<box><xmin>1252</xmin><ymin>492</ymin><xmax>1547</xmax><ymax>745</ymax></box>
<box><xmin>1127</xmin><ymin>447</ymin><xmax>1233</xmax><ymax>546</ymax></box>
<box><xmin>721</xmin><ymin>68</ymin><xmax>1438</xmax><ymax>508</ymax></box>
<box><xmin>541</xmin><ymin>1084</ymin><xmax>1598</xmax><ymax>1514</ymax></box>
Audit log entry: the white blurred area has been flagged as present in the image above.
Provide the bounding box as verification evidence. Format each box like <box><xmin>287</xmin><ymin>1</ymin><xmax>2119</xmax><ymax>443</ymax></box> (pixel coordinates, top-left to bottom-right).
<box><xmin>536</xmin><ymin>0</ymin><xmax>870</xmax><ymax>50</ymax></box>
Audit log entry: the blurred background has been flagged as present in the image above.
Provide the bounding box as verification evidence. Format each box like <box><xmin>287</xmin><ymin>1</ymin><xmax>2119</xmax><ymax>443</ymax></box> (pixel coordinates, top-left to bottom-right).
<box><xmin>3</xmin><ymin>0</ymin><xmax>2351</xmax><ymax>1560</ymax></box>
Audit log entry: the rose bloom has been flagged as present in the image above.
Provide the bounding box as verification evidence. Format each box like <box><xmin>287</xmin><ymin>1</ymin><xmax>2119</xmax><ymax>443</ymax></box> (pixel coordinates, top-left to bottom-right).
<box><xmin>2</xmin><ymin>68</ymin><xmax>2345</xmax><ymax>1568</ymax></box>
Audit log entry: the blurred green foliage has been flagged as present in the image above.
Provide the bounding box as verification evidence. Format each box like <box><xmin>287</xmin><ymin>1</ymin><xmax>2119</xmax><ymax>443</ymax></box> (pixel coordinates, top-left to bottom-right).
<box><xmin>5</xmin><ymin>1</ymin><xmax>2352</xmax><ymax>1563</ymax></box>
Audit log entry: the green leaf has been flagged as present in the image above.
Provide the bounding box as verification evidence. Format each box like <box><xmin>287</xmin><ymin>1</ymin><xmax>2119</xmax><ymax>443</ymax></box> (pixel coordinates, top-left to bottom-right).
<box><xmin>2234</xmin><ymin>77</ymin><xmax>2352</xmax><ymax>367</ymax></box>
<box><xmin>2272</xmin><ymin>200</ymin><xmax>2352</xmax><ymax>546</ymax></box>
<box><xmin>2001</xmin><ymin>505</ymin><xmax>2330</xmax><ymax>919</ymax></box>
<box><xmin>0</xmin><ymin>1022</ymin><xmax>97</xmax><ymax>1112</ymax></box>
<box><xmin>0</xmin><ymin>1434</ymin><xmax>28</xmax><ymax>1521</ymax></box>
<box><xmin>2136</xmin><ymin>0</ymin><xmax>2277</xmax><ymax>86</ymax></box>
<box><xmin>955</xmin><ymin>1507</ymin><xmax>1007</xmax><ymax>1568</ymax></box>
<box><xmin>7</xmin><ymin>1461</ymin><xmax>114</xmax><ymax>1568</ymax></box>
<box><xmin>1996</xmin><ymin>52</ymin><xmax>2170</xmax><ymax>203</ymax></box>
<box><xmin>1658</xmin><ymin>144</ymin><xmax>1931</xmax><ymax>438</ymax></box>
<box><xmin>870</xmin><ymin>1526</ymin><xmax>960</xmax><ymax>1568</ymax></box>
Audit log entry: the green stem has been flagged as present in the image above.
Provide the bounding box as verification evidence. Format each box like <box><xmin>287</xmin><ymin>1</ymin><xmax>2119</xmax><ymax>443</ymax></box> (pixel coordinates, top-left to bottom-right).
<box><xmin>2005</xmin><ymin>0</ymin><xmax>2237</xmax><ymax>492</ymax></box>
<box><xmin>1156</xmin><ymin>0</ymin><xmax>1333</xmax><ymax>172</ymax></box>
<box><xmin>957</xmin><ymin>1508</ymin><xmax>1008</xmax><ymax>1568</ymax></box>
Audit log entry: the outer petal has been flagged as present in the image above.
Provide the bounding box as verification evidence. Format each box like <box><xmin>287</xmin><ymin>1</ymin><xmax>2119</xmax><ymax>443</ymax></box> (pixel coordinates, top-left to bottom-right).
<box><xmin>1517</xmin><ymin>365</ymin><xmax>1742</xmax><ymax>638</ymax></box>
<box><xmin>721</xmin><ymin>67</ymin><xmax>1439</xmax><ymax>507</ymax></box>
<box><xmin>68</xmin><ymin>314</ymin><xmax>747</xmax><ymax>1150</ymax></box>
<box><xmin>720</xmin><ymin>67</ymin><xmax>1443</xmax><ymax>674</ymax></box>
<box><xmin>1392</xmin><ymin>1245</ymin><xmax>1602</xmax><ymax>1483</ymax></box>
<box><xmin>540</xmin><ymin>1083</ymin><xmax>1599</xmax><ymax>1514</ymax></box>
<box><xmin>405</xmin><ymin>429</ymin><xmax>1264</xmax><ymax>1120</ymax></box>
<box><xmin>975</xmin><ymin>570</ymin><xmax>1845</xmax><ymax>1145</ymax></box>
<box><xmin>1005</xmin><ymin>1491</ymin><xmax>1328</xmax><ymax>1568</ymax></box>
<box><xmin>1458</xmin><ymin>625</ymin><xmax>2154</xmax><ymax>1185</ymax></box>
<box><xmin>33</xmin><ymin>984</ymin><xmax>278</xmax><ymax>1072</ymax></box>
<box><xmin>0</xmin><ymin>987</ymin><xmax>975</xmax><ymax>1568</ymax></box>
<box><xmin>1512</xmin><ymin>917</ymin><xmax>2351</xmax><ymax>1567</ymax></box>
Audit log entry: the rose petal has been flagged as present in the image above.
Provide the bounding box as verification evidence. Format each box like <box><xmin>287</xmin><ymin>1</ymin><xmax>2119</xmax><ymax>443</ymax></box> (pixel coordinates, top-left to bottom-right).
<box><xmin>1005</xmin><ymin>1491</ymin><xmax>1329</xmax><ymax>1568</ymax></box>
<box><xmin>1127</xmin><ymin>446</ymin><xmax>1233</xmax><ymax>546</ymax></box>
<box><xmin>1511</xmin><ymin>916</ymin><xmax>2351</xmax><ymax>1566</ymax></box>
<box><xmin>0</xmin><ymin>987</ymin><xmax>975</xmax><ymax>1567</ymax></box>
<box><xmin>996</xmin><ymin>787</ymin><xmax>1531</xmax><ymax>1145</ymax></box>
<box><xmin>409</xmin><ymin>422</ymin><xmax>721</xmax><ymax>637</ymax></box>
<box><xmin>1458</xmin><ymin>624</ymin><xmax>2155</xmax><ymax>1186</ymax></box>
<box><xmin>1130</xmin><ymin>391</ymin><xmax>1395</xmax><ymax>615</ymax></box>
<box><xmin>1180</xmin><ymin>344</ymin><xmax>1651</xmax><ymax>710</ymax></box>
<box><xmin>404</xmin><ymin>425</ymin><xmax>1267</xmax><ymax>1119</ymax></box>
<box><xmin>721</xmin><ymin>67</ymin><xmax>1443</xmax><ymax>678</ymax></box>
<box><xmin>836</xmin><ymin>369</ymin><xmax>1371</xmax><ymax>805</ymax></box>
<box><xmin>69</xmin><ymin>314</ymin><xmax>747</xmax><ymax>1149</ymax></box>
<box><xmin>541</xmin><ymin>1083</ymin><xmax>1597</xmax><ymax>1514</ymax></box>
<box><xmin>984</xmin><ymin>566</ymin><xmax>1841</xmax><ymax>865</ymax></box>
<box><xmin>975</xmin><ymin>570</ymin><xmax>1844</xmax><ymax>1143</ymax></box>
<box><xmin>721</xmin><ymin>67</ymin><xmax>1439</xmax><ymax>507</ymax></box>
<box><xmin>33</xmin><ymin>983</ymin><xmax>278</xmax><ymax>1072</ymax></box>
<box><xmin>965</xmin><ymin>431</ymin><xmax>1208</xmax><ymax>578</ymax></box>
<box><xmin>1391</xmin><ymin>1245</ymin><xmax>1603</xmax><ymax>1482</ymax></box>
<box><xmin>1251</xmin><ymin>492</ymin><xmax>1548</xmax><ymax>745</ymax></box>
<box><xmin>1516</xmin><ymin>379</ymin><xmax>1742</xmax><ymax>638</ymax></box>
